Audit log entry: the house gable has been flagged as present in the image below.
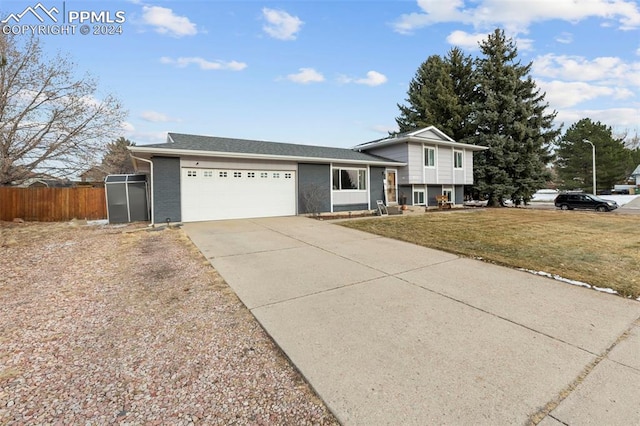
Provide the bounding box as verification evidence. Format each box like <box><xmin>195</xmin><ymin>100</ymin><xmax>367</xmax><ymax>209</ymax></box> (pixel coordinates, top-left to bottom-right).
<box><xmin>405</xmin><ymin>126</ymin><xmax>455</xmax><ymax>143</ymax></box>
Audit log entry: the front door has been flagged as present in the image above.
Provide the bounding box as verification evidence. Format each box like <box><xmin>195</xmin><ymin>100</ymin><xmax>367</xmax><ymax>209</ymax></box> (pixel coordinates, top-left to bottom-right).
<box><xmin>385</xmin><ymin>170</ymin><xmax>397</xmax><ymax>204</ymax></box>
<box><xmin>442</xmin><ymin>188</ymin><xmax>453</xmax><ymax>203</ymax></box>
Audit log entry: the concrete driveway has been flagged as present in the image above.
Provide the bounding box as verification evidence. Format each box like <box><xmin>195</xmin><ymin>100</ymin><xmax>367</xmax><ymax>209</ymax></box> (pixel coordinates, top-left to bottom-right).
<box><xmin>184</xmin><ymin>216</ymin><xmax>640</xmax><ymax>425</ymax></box>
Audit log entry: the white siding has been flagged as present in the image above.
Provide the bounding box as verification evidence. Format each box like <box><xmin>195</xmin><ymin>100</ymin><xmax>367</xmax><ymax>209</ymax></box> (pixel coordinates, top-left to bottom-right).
<box><xmin>465</xmin><ymin>150</ymin><xmax>474</xmax><ymax>184</ymax></box>
<box><xmin>424</xmin><ymin>168</ymin><xmax>437</xmax><ymax>183</ymax></box>
<box><xmin>405</xmin><ymin>143</ymin><xmax>424</xmax><ymax>184</ymax></box>
<box><xmin>438</xmin><ymin>146</ymin><xmax>453</xmax><ymax>184</ymax></box>
<box><xmin>332</xmin><ymin>191</ymin><xmax>368</xmax><ymax>205</ymax></box>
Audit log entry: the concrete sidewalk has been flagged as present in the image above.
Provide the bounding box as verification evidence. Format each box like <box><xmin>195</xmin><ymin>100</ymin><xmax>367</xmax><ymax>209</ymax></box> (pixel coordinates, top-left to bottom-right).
<box><xmin>184</xmin><ymin>216</ymin><xmax>640</xmax><ymax>425</ymax></box>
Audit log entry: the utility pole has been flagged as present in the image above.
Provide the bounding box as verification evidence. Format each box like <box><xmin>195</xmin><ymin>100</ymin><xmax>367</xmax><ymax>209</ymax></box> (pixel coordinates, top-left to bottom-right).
<box><xmin>583</xmin><ymin>139</ymin><xmax>596</xmax><ymax>195</ymax></box>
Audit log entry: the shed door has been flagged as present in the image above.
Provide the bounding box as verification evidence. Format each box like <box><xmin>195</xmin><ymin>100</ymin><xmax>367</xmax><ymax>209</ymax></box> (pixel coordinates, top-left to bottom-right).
<box><xmin>181</xmin><ymin>168</ymin><xmax>296</xmax><ymax>222</ymax></box>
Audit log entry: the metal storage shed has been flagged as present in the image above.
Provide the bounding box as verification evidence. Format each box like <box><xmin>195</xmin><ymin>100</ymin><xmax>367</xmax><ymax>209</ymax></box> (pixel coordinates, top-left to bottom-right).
<box><xmin>105</xmin><ymin>174</ymin><xmax>149</xmax><ymax>224</ymax></box>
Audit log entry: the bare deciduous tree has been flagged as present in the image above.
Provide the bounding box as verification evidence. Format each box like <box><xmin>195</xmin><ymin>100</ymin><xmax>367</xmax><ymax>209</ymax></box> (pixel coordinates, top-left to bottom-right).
<box><xmin>0</xmin><ymin>34</ymin><xmax>125</xmax><ymax>185</ymax></box>
<box><xmin>300</xmin><ymin>183</ymin><xmax>325</xmax><ymax>217</ymax></box>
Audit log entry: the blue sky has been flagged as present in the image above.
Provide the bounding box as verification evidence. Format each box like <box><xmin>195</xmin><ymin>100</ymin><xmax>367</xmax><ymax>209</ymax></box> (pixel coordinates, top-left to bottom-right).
<box><xmin>3</xmin><ymin>0</ymin><xmax>640</xmax><ymax>148</ymax></box>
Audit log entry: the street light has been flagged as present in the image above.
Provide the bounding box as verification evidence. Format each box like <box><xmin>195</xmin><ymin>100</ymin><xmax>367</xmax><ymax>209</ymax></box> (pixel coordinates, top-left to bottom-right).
<box><xmin>583</xmin><ymin>139</ymin><xmax>596</xmax><ymax>195</ymax></box>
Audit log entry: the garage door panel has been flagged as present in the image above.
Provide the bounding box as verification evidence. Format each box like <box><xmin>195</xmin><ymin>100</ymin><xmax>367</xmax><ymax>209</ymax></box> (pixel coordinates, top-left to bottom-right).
<box><xmin>181</xmin><ymin>168</ymin><xmax>296</xmax><ymax>222</ymax></box>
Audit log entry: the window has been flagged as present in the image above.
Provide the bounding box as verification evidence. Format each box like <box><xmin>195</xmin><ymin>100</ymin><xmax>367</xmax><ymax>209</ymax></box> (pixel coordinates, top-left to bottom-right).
<box><xmin>413</xmin><ymin>189</ymin><xmax>425</xmax><ymax>205</ymax></box>
<box><xmin>219</xmin><ymin>171</ymin><xmax>228</xmax><ymax>178</ymax></box>
<box><xmin>454</xmin><ymin>151</ymin><xmax>463</xmax><ymax>169</ymax></box>
<box><xmin>260</xmin><ymin>172</ymin><xmax>268</xmax><ymax>178</ymax></box>
<box><xmin>203</xmin><ymin>171</ymin><xmax>213</xmax><ymax>178</ymax></box>
<box><xmin>332</xmin><ymin>168</ymin><xmax>367</xmax><ymax>190</ymax></box>
<box><xmin>248</xmin><ymin>172</ymin><xmax>256</xmax><ymax>178</ymax></box>
<box><xmin>187</xmin><ymin>170</ymin><xmax>197</xmax><ymax>177</ymax></box>
<box><xmin>425</xmin><ymin>147</ymin><xmax>435</xmax><ymax>167</ymax></box>
<box><xmin>284</xmin><ymin>173</ymin><xmax>292</xmax><ymax>179</ymax></box>
<box><xmin>233</xmin><ymin>171</ymin><xmax>242</xmax><ymax>178</ymax></box>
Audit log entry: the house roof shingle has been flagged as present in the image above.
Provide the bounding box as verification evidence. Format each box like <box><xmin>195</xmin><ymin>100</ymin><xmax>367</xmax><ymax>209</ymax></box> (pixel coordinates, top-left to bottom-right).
<box><xmin>131</xmin><ymin>133</ymin><xmax>404</xmax><ymax>165</ymax></box>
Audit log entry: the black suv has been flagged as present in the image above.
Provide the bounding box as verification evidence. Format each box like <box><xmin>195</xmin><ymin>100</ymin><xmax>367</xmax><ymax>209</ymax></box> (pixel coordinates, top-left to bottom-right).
<box><xmin>554</xmin><ymin>193</ymin><xmax>618</xmax><ymax>212</ymax></box>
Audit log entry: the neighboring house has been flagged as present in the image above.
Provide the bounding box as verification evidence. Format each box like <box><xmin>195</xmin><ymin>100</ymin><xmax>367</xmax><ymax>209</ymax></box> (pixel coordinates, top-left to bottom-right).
<box><xmin>79</xmin><ymin>166</ymin><xmax>108</xmax><ymax>185</ymax></box>
<box><xmin>632</xmin><ymin>164</ymin><xmax>640</xmax><ymax>186</ymax></box>
<box><xmin>19</xmin><ymin>177</ymin><xmax>73</xmax><ymax>188</ymax></box>
<box><xmin>128</xmin><ymin>126</ymin><xmax>487</xmax><ymax>223</ymax></box>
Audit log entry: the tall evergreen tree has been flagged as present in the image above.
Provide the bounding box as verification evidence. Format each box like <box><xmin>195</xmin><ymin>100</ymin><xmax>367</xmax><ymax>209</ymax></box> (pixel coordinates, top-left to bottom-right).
<box><xmin>395</xmin><ymin>48</ymin><xmax>474</xmax><ymax>141</ymax></box>
<box><xmin>467</xmin><ymin>29</ymin><xmax>558</xmax><ymax>206</ymax></box>
<box><xmin>555</xmin><ymin>119</ymin><xmax>632</xmax><ymax>192</ymax></box>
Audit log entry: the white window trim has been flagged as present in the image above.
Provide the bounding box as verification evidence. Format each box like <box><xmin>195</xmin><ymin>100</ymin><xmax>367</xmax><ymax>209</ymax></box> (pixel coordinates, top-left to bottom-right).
<box><xmin>332</xmin><ymin>167</ymin><xmax>368</xmax><ymax>191</ymax></box>
<box><xmin>454</xmin><ymin>150</ymin><xmax>464</xmax><ymax>169</ymax></box>
<box><xmin>442</xmin><ymin>187</ymin><xmax>453</xmax><ymax>203</ymax></box>
<box><xmin>424</xmin><ymin>146</ymin><xmax>436</xmax><ymax>168</ymax></box>
<box><xmin>412</xmin><ymin>185</ymin><xmax>425</xmax><ymax>206</ymax></box>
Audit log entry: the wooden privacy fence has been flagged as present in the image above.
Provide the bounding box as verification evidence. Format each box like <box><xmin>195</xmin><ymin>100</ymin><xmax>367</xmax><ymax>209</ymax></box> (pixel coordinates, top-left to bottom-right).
<box><xmin>0</xmin><ymin>187</ymin><xmax>107</xmax><ymax>222</ymax></box>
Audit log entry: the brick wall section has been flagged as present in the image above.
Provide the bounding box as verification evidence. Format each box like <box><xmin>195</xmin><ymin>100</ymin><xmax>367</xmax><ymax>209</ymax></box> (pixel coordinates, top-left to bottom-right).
<box><xmin>152</xmin><ymin>156</ymin><xmax>181</xmax><ymax>223</ymax></box>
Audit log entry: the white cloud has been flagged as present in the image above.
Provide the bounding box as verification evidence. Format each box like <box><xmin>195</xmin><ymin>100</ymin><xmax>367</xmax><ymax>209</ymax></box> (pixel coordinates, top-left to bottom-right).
<box><xmin>532</xmin><ymin>54</ymin><xmax>640</xmax><ymax>86</ymax></box>
<box><xmin>142</xmin><ymin>6</ymin><xmax>198</xmax><ymax>37</ymax></box>
<box><xmin>445</xmin><ymin>30</ymin><xmax>536</xmax><ymax>51</ymax></box>
<box><xmin>121</xmin><ymin>121</ymin><xmax>135</xmax><ymax>133</ymax></box>
<box><xmin>160</xmin><ymin>56</ymin><xmax>247</xmax><ymax>71</ymax></box>
<box><xmin>445</xmin><ymin>30</ymin><xmax>487</xmax><ymax>50</ymax></box>
<box><xmin>140</xmin><ymin>110</ymin><xmax>179</xmax><ymax>123</ymax></box>
<box><xmin>355</xmin><ymin>71</ymin><xmax>388</xmax><ymax>86</ymax></box>
<box><xmin>392</xmin><ymin>0</ymin><xmax>640</xmax><ymax>34</ymax></box>
<box><xmin>555</xmin><ymin>107</ymin><xmax>640</xmax><ymax>130</ymax></box>
<box><xmin>371</xmin><ymin>124</ymin><xmax>398</xmax><ymax>134</ymax></box>
<box><xmin>262</xmin><ymin>8</ymin><xmax>303</xmax><ymax>40</ymax></box>
<box><xmin>555</xmin><ymin>32</ymin><xmax>573</xmax><ymax>44</ymax></box>
<box><xmin>538</xmin><ymin>80</ymin><xmax>633</xmax><ymax>108</ymax></box>
<box><xmin>286</xmin><ymin>68</ymin><xmax>324</xmax><ymax>84</ymax></box>
<box><xmin>340</xmin><ymin>71</ymin><xmax>388</xmax><ymax>86</ymax></box>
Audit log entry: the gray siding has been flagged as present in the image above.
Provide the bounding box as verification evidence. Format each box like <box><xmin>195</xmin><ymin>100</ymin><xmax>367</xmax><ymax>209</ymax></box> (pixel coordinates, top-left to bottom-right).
<box><xmin>398</xmin><ymin>185</ymin><xmax>412</xmax><ymax>205</ymax></box>
<box><xmin>365</xmin><ymin>143</ymin><xmax>409</xmax><ymax>183</ymax></box>
<box><xmin>455</xmin><ymin>185</ymin><xmax>464</xmax><ymax>204</ymax></box>
<box><xmin>153</xmin><ymin>156</ymin><xmax>181</xmax><ymax>223</ymax></box>
<box><xmin>298</xmin><ymin>163</ymin><xmax>331</xmax><ymax>214</ymax></box>
<box><xmin>427</xmin><ymin>185</ymin><xmax>442</xmax><ymax>207</ymax></box>
<box><xmin>333</xmin><ymin>203</ymin><xmax>368</xmax><ymax>212</ymax></box>
<box><xmin>369</xmin><ymin>166</ymin><xmax>385</xmax><ymax>209</ymax></box>
<box><xmin>365</xmin><ymin>143</ymin><xmax>408</xmax><ymax>163</ymax></box>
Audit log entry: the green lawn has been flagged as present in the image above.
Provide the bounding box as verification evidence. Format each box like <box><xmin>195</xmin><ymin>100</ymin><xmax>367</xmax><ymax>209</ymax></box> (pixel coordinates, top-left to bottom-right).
<box><xmin>340</xmin><ymin>208</ymin><xmax>640</xmax><ymax>299</ymax></box>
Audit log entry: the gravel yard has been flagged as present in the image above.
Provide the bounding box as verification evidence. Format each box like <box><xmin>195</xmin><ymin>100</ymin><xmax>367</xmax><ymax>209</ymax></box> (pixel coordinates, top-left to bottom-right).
<box><xmin>0</xmin><ymin>222</ymin><xmax>338</xmax><ymax>425</ymax></box>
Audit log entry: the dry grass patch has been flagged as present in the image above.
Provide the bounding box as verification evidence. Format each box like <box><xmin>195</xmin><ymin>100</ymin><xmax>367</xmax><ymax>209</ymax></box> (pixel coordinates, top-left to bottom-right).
<box><xmin>341</xmin><ymin>209</ymin><xmax>640</xmax><ymax>299</ymax></box>
<box><xmin>0</xmin><ymin>221</ymin><xmax>337</xmax><ymax>424</ymax></box>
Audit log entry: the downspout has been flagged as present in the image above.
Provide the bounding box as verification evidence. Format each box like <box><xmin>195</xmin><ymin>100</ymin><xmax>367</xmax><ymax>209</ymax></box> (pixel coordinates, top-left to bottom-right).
<box><xmin>130</xmin><ymin>155</ymin><xmax>155</xmax><ymax>226</ymax></box>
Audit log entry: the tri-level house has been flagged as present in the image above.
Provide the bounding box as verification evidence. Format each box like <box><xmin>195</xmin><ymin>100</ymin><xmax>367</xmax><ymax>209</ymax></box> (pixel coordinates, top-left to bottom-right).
<box><xmin>353</xmin><ymin>126</ymin><xmax>487</xmax><ymax>208</ymax></box>
<box><xmin>129</xmin><ymin>126</ymin><xmax>487</xmax><ymax>223</ymax></box>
